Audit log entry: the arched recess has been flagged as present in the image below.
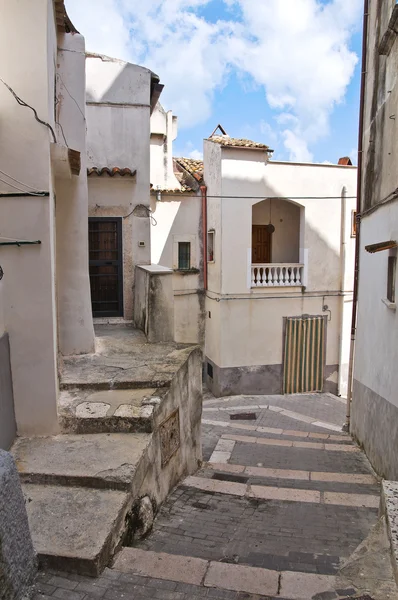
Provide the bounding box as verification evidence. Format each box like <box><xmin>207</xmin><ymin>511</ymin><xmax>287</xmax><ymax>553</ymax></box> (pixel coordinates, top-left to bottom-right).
<box><xmin>251</xmin><ymin>198</ymin><xmax>303</xmax><ymax>264</ymax></box>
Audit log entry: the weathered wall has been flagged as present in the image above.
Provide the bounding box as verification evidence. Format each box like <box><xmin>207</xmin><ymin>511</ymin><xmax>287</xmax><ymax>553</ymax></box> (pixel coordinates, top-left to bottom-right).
<box><xmin>88</xmin><ymin>178</ymin><xmax>150</xmax><ymax>320</ymax></box>
<box><xmin>133</xmin><ymin>265</ymin><xmax>174</xmax><ymax>342</ymax></box>
<box><xmin>0</xmin><ymin>0</ymin><xmax>59</xmax><ymax>435</ymax></box>
<box><xmin>86</xmin><ymin>55</ymin><xmax>152</xmax><ymax>320</ymax></box>
<box><xmin>352</xmin><ymin>1</ymin><xmax>398</xmax><ymax>479</ymax></box>
<box><xmin>56</xmin><ymin>31</ymin><xmax>95</xmax><ymax>355</ymax></box>
<box><xmin>139</xmin><ymin>346</ymin><xmax>202</xmax><ymax>506</ymax></box>
<box><xmin>151</xmin><ymin>194</ymin><xmax>204</xmax><ymax>344</ymax></box>
<box><xmin>0</xmin><ymin>451</ymin><xmax>37</xmax><ymax>599</ymax></box>
<box><xmin>150</xmin><ymin>104</ymin><xmax>180</xmax><ymax>190</ymax></box>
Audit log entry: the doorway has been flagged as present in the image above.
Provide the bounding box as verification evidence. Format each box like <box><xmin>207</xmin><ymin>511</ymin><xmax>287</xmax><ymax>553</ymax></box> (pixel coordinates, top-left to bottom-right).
<box><xmin>283</xmin><ymin>316</ymin><xmax>326</xmax><ymax>394</ymax></box>
<box><xmin>88</xmin><ymin>217</ymin><xmax>123</xmax><ymax>317</ymax></box>
<box><xmin>252</xmin><ymin>225</ymin><xmax>271</xmax><ymax>263</ymax></box>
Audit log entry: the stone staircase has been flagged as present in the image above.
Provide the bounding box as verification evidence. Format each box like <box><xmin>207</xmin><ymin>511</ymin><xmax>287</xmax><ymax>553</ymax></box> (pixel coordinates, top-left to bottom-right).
<box><xmin>11</xmin><ymin>325</ymin><xmax>202</xmax><ymax>576</ymax></box>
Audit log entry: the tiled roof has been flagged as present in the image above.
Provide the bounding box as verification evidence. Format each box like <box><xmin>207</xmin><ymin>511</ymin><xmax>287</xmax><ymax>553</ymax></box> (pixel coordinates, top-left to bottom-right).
<box><xmin>175</xmin><ymin>158</ymin><xmax>204</xmax><ymax>182</ymax></box>
<box><xmin>151</xmin><ymin>186</ymin><xmax>195</xmax><ymax>195</ymax></box>
<box><xmin>53</xmin><ymin>0</ymin><xmax>78</xmax><ymax>33</ymax></box>
<box><xmin>87</xmin><ymin>167</ymin><xmax>137</xmax><ymax>177</ymax></box>
<box><xmin>206</xmin><ymin>135</ymin><xmax>270</xmax><ymax>150</ymax></box>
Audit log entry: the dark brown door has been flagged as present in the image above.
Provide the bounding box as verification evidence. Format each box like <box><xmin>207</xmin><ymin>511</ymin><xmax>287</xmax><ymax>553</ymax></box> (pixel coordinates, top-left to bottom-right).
<box><xmin>252</xmin><ymin>225</ymin><xmax>271</xmax><ymax>263</ymax></box>
<box><xmin>89</xmin><ymin>218</ymin><xmax>123</xmax><ymax>317</ymax></box>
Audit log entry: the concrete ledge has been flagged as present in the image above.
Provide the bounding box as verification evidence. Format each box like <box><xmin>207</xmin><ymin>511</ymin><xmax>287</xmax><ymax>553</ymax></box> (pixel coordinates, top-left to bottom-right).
<box><xmin>380</xmin><ymin>480</ymin><xmax>398</xmax><ymax>585</ymax></box>
<box><xmin>0</xmin><ymin>450</ymin><xmax>37</xmax><ymax>599</ymax></box>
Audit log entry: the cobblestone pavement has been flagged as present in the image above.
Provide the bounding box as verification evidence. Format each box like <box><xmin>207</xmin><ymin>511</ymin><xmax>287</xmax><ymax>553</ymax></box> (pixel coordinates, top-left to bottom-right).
<box><xmin>33</xmin><ymin>392</ymin><xmax>388</xmax><ymax>600</ymax></box>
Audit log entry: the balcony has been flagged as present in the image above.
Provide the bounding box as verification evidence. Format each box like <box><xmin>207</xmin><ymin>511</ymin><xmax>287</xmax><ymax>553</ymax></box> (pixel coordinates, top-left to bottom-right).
<box><xmin>251</xmin><ymin>263</ymin><xmax>304</xmax><ymax>288</ymax></box>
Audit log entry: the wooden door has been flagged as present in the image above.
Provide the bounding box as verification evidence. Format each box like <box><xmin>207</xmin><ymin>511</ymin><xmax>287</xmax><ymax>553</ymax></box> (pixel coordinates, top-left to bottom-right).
<box><xmin>252</xmin><ymin>225</ymin><xmax>271</xmax><ymax>263</ymax></box>
<box><xmin>88</xmin><ymin>218</ymin><xmax>123</xmax><ymax>317</ymax></box>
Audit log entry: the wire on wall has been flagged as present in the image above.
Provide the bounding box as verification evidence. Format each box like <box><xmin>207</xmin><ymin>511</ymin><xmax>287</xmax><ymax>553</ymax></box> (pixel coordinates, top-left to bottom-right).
<box><xmin>0</xmin><ymin>175</ymin><xmax>48</xmax><ymax>197</ymax></box>
<box><xmin>0</xmin><ymin>169</ymin><xmax>43</xmax><ymax>194</ymax></box>
<box><xmin>123</xmin><ymin>204</ymin><xmax>157</xmax><ymax>226</ymax></box>
<box><xmin>0</xmin><ymin>77</ymin><xmax>57</xmax><ymax>143</ymax></box>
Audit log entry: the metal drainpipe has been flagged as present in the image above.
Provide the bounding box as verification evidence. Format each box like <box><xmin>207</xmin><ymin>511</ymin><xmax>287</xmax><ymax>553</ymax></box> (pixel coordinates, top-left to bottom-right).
<box><xmin>346</xmin><ymin>0</ymin><xmax>369</xmax><ymax>430</ymax></box>
<box><xmin>201</xmin><ymin>185</ymin><xmax>208</xmax><ymax>290</ymax></box>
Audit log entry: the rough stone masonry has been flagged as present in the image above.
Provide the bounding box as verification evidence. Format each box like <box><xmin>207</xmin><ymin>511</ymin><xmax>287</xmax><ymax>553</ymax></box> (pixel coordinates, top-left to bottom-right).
<box><xmin>0</xmin><ymin>450</ymin><xmax>36</xmax><ymax>600</ymax></box>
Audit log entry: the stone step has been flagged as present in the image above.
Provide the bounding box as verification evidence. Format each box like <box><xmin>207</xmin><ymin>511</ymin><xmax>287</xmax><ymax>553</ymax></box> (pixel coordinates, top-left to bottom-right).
<box><xmin>23</xmin><ymin>483</ymin><xmax>129</xmax><ymax>576</ymax></box>
<box><xmin>112</xmin><ymin>547</ymin><xmax>344</xmax><ymax>599</ymax></box>
<box><xmin>12</xmin><ymin>432</ymin><xmax>152</xmax><ymax>491</ymax></box>
<box><xmin>58</xmin><ymin>388</ymin><xmax>163</xmax><ymax>434</ymax></box>
<box><xmin>59</xmin><ymin>339</ymin><xmax>194</xmax><ymax>391</ymax></box>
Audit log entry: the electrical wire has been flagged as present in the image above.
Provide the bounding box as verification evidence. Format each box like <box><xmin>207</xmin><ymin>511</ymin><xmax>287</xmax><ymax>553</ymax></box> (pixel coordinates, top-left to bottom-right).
<box><xmin>123</xmin><ymin>204</ymin><xmax>157</xmax><ymax>226</ymax></box>
<box><xmin>0</xmin><ymin>176</ymin><xmax>47</xmax><ymax>196</ymax></box>
<box><xmin>0</xmin><ymin>169</ymin><xmax>42</xmax><ymax>193</ymax></box>
<box><xmin>0</xmin><ymin>235</ymin><xmax>40</xmax><ymax>243</ymax></box>
<box><xmin>205</xmin><ymin>195</ymin><xmax>357</xmax><ymax>200</ymax></box>
<box><xmin>0</xmin><ymin>77</ymin><xmax>57</xmax><ymax>143</ymax></box>
<box><xmin>56</xmin><ymin>73</ymin><xmax>86</xmax><ymax>122</ymax></box>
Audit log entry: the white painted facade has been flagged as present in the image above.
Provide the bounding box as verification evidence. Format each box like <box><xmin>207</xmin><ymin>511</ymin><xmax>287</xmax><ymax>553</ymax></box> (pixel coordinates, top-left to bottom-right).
<box><xmin>86</xmin><ymin>55</ymin><xmax>156</xmax><ymax>320</ymax></box>
<box><xmin>351</xmin><ymin>0</ymin><xmax>398</xmax><ymax>479</ymax></box>
<box><xmin>204</xmin><ymin>140</ymin><xmax>357</xmax><ymax>396</ymax></box>
<box><xmin>0</xmin><ymin>0</ymin><xmax>95</xmax><ymax>436</ymax></box>
<box><xmin>150</xmin><ymin>106</ymin><xmax>204</xmax><ymax>344</ymax></box>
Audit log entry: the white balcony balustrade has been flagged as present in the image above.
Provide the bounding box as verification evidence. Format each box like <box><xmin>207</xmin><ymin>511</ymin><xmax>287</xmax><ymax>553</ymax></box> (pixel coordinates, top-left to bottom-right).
<box><xmin>251</xmin><ymin>263</ymin><xmax>304</xmax><ymax>288</ymax></box>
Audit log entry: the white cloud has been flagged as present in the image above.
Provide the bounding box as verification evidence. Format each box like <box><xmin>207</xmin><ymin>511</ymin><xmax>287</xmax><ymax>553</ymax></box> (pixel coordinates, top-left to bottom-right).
<box><xmin>65</xmin><ymin>0</ymin><xmax>362</xmax><ymax>161</ymax></box>
<box><xmin>189</xmin><ymin>149</ymin><xmax>204</xmax><ymax>160</ymax></box>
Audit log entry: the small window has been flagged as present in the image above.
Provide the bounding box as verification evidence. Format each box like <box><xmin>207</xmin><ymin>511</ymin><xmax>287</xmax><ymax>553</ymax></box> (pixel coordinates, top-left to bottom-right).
<box><xmin>207</xmin><ymin>362</ymin><xmax>213</xmax><ymax>378</ymax></box>
<box><xmin>387</xmin><ymin>255</ymin><xmax>396</xmax><ymax>303</ymax></box>
<box><xmin>351</xmin><ymin>211</ymin><xmax>357</xmax><ymax>237</ymax></box>
<box><xmin>178</xmin><ymin>242</ymin><xmax>191</xmax><ymax>270</ymax></box>
<box><xmin>207</xmin><ymin>230</ymin><xmax>215</xmax><ymax>262</ymax></box>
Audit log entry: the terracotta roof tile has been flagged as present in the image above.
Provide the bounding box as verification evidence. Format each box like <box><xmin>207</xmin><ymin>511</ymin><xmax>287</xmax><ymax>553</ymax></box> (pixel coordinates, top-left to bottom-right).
<box><xmin>87</xmin><ymin>167</ymin><xmax>137</xmax><ymax>177</ymax></box>
<box><xmin>206</xmin><ymin>135</ymin><xmax>270</xmax><ymax>150</ymax></box>
<box><xmin>151</xmin><ymin>185</ymin><xmax>195</xmax><ymax>194</ymax></box>
<box><xmin>175</xmin><ymin>158</ymin><xmax>204</xmax><ymax>182</ymax></box>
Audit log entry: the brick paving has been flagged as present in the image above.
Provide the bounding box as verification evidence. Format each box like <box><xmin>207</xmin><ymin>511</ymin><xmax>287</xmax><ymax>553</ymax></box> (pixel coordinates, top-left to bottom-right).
<box><xmin>32</xmin><ymin>392</ymin><xmax>381</xmax><ymax>600</ymax></box>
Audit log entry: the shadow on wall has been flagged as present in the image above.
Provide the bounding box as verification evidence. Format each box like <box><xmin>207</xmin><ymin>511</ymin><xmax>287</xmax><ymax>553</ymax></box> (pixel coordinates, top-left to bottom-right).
<box><xmin>153</xmin><ymin>196</ymin><xmax>203</xmax><ymax>280</ymax></box>
<box><xmin>0</xmin><ymin>332</ymin><xmax>16</xmax><ymax>450</ymax></box>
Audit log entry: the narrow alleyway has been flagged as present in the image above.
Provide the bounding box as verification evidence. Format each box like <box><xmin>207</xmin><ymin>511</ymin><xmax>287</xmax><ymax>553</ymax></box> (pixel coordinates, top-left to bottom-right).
<box><xmin>34</xmin><ymin>392</ymin><xmax>397</xmax><ymax>600</ymax></box>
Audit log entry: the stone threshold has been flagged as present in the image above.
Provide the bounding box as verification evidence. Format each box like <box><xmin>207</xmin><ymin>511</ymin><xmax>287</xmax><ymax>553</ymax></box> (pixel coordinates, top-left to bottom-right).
<box><xmin>219</xmin><ymin>433</ymin><xmax>359</xmax><ymax>452</ymax></box>
<box><xmin>203</xmin><ymin>418</ymin><xmax>348</xmax><ymax>440</ymax></box>
<box><xmin>113</xmin><ymin>547</ymin><xmax>342</xmax><ymax>599</ymax></box>
<box><xmin>183</xmin><ymin>475</ymin><xmax>380</xmax><ymax>508</ymax></box>
<box><xmin>206</xmin><ymin>461</ymin><xmax>377</xmax><ymax>485</ymax></box>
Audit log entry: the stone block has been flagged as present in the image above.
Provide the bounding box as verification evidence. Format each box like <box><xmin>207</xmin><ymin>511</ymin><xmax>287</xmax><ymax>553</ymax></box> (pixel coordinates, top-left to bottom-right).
<box><xmin>0</xmin><ymin>450</ymin><xmax>36</xmax><ymax>600</ymax></box>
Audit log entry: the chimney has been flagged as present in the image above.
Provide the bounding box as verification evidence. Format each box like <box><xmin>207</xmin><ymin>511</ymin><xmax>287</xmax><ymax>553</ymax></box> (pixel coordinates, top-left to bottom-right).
<box><xmin>338</xmin><ymin>157</ymin><xmax>353</xmax><ymax>166</ymax></box>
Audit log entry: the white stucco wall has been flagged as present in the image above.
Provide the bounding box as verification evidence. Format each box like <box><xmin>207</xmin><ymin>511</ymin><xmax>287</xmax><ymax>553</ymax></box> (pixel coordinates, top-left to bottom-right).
<box><xmin>0</xmin><ymin>0</ymin><xmax>59</xmax><ymax>435</ymax></box>
<box><xmin>55</xmin><ymin>31</ymin><xmax>95</xmax><ymax>354</ymax></box>
<box><xmin>151</xmin><ymin>194</ymin><xmax>203</xmax><ymax>343</ymax></box>
<box><xmin>86</xmin><ymin>55</ymin><xmax>152</xmax><ymax>319</ymax></box>
<box><xmin>355</xmin><ymin>203</ymin><xmax>398</xmax><ymax>406</ymax></box>
<box><xmin>217</xmin><ymin>152</ymin><xmax>357</xmax><ymax>296</ymax></box>
<box><xmin>204</xmin><ymin>141</ymin><xmax>356</xmax><ymax>392</ymax></box>
<box><xmin>150</xmin><ymin>104</ymin><xmax>181</xmax><ymax>190</ymax></box>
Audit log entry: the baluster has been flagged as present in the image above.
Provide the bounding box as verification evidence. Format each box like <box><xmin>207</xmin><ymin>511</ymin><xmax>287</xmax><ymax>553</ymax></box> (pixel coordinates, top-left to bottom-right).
<box><xmin>251</xmin><ymin>266</ymin><xmax>256</xmax><ymax>287</ymax></box>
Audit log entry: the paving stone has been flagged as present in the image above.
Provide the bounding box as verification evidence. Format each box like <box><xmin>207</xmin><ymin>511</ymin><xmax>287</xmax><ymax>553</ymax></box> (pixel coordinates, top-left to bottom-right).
<box><xmin>205</xmin><ymin>562</ymin><xmax>279</xmax><ymax>596</ymax></box>
<box><xmin>280</xmin><ymin>571</ymin><xmax>336</xmax><ymax>600</ymax></box>
<box><xmin>113</xmin><ymin>547</ymin><xmax>208</xmax><ymax>585</ymax></box>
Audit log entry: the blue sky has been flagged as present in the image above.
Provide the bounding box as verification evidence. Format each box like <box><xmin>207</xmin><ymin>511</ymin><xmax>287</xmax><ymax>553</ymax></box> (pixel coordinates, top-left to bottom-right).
<box><xmin>66</xmin><ymin>0</ymin><xmax>364</xmax><ymax>164</ymax></box>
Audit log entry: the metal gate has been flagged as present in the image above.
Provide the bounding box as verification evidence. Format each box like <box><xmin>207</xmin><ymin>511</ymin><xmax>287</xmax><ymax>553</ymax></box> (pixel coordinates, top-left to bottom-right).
<box><xmin>283</xmin><ymin>316</ymin><xmax>325</xmax><ymax>394</ymax></box>
<box><xmin>88</xmin><ymin>217</ymin><xmax>123</xmax><ymax>317</ymax></box>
